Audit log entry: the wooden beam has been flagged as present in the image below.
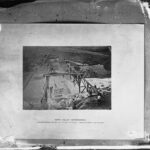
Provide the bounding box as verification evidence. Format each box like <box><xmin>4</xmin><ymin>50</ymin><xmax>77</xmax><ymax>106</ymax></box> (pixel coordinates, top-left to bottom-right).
<box><xmin>43</xmin><ymin>72</ymin><xmax>83</xmax><ymax>77</ymax></box>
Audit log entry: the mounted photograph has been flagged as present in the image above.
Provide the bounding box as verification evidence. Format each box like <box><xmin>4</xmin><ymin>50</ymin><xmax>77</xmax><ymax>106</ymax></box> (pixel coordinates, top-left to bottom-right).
<box><xmin>23</xmin><ymin>46</ymin><xmax>111</xmax><ymax>110</ymax></box>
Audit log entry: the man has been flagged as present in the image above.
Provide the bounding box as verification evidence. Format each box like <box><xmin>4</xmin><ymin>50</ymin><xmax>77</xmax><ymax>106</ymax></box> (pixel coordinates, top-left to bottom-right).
<box><xmin>49</xmin><ymin>86</ymin><xmax>53</xmax><ymax>98</ymax></box>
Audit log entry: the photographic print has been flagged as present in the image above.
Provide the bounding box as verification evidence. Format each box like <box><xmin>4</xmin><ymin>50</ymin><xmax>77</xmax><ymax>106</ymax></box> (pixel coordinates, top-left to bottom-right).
<box><xmin>23</xmin><ymin>46</ymin><xmax>111</xmax><ymax>110</ymax></box>
<box><xmin>0</xmin><ymin>24</ymin><xmax>144</xmax><ymax>139</ymax></box>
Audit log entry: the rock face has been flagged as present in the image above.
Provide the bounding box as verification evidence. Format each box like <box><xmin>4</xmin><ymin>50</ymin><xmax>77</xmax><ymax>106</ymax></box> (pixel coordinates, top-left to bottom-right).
<box><xmin>82</xmin><ymin>64</ymin><xmax>111</xmax><ymax>78</ymax></box>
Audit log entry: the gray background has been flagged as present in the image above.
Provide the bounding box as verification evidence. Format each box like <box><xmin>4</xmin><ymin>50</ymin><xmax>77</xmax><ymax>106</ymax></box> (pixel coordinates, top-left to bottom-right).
<box><xmin>0</xmin><ymin>0</ymin><xmax>149</xmax><ymax>146</ymax></box>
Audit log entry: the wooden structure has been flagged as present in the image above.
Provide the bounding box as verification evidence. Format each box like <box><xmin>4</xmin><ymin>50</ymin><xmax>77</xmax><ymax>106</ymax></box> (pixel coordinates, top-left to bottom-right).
<box><xmin>41</xmin><ymin>72</ymin><xmax>84</xmax><ymax>103</ymax></box>
<box><xmin>65</xmin><ymin>60</ymin><xmax>100</xmax><ymax>95</ymax></box>
<box><xmin>41</xmin><ymin>60</ymin><xmax>103</xmax><ymax>103</ymax></box>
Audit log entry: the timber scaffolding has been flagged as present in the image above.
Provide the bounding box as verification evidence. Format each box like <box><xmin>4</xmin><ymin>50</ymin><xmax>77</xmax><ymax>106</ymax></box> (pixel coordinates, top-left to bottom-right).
<box><xmin>43</xmin><ymin>72</ymin><xmax>99</xmax><ymax>93</ymax></box>
<box><xmin>42</xmin><ymin>61</ymin><xmax>102</xmax><ymax>103</ymax></box>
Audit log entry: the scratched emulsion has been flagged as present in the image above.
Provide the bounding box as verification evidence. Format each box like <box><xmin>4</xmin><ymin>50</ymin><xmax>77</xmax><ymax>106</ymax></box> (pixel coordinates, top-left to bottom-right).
<box><xmin>0</xmin><ymin>0</ymin><xmax>145</xmax><ymax>23</ymax></box>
